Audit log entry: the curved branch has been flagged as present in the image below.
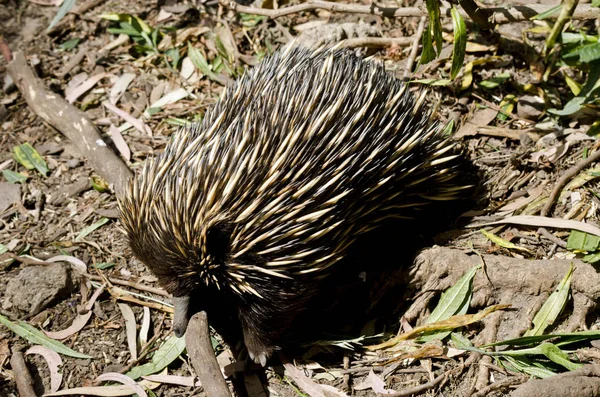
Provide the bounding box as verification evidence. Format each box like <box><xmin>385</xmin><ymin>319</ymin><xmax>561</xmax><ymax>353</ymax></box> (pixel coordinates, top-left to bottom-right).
<box><xmin>6</xmin><ymin>52</ymin><xmax>132</xmax><ymax>196</ymax></box>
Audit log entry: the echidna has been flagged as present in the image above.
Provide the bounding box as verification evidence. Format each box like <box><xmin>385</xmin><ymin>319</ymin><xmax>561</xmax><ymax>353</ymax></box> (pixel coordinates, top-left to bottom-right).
<box><xmin>119</xmin><ymin>45</ymin><xmax>469</xmax><ymax>366</ymax></box>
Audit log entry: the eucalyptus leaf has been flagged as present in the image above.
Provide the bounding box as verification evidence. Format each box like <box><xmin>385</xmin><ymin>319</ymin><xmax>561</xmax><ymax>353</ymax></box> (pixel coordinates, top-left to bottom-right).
<box><xmin>525</xmin><ymin>264</ymin><xmax>573</xmax><ymax>336</ymax></box>
<box><xmin>450</xmin><ymin>6</ymin><xmax>467</xmax><ymax>79</ymax></box>
<box><xmin>126</xmin><ymin>335</ymin><xmax>186</xmax><ymax>379</ymax></box>
<box><xmin>13</xmin><ymin>143</ymin><xmax>48</xmax><ymax>176</ymax></box>
<box><xmin>47</xmin><ymin>0</ymin><xmax>76</xmax><ymax>32</ymax></box>
<box><xmin>0</xmin><ymin>314</ymin><xmax>92</xmax><ymax>359</ymax></box>
<box><xmin>75</xmin><ymin>218</ymin><xmax>110</xmax><ymax>242</ymax></box>
<box><xmin>2</xmin><ymin>170</ymin><xmax>27</xmax><ymax>184</ymax></box>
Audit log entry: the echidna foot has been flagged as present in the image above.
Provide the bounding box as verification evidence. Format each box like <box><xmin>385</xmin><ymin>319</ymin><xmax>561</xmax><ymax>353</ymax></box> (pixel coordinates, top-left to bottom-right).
<box><xmin>244</xmin><ymin>332</ymin><xmax>278</xmax><ymax>367</ymax></box>
<box><xmin>248</xmin><ymin>349</ymin><xmax>269</xmax><ymax>367</ymax></box>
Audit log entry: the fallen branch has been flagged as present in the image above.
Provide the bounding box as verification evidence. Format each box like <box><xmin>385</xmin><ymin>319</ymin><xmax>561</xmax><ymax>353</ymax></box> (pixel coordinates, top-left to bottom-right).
<box><xmin>185</xmin><ymin>312</ymin><xmax>232</xmax><ymax>397</ymax></box>
<box><xmin>6</xmin><ymin>52</ymin><xmax>132</xmax><ymax>196</ymax></box>
<box><xmin>219</xmin><ymin>0</ymin><xmax>598</xmax><ymax>23</ymax></box>
<box><xmin>10</xmin><ymin>348</ymin><xmax>37</xmax><ymax>397</ymax></box>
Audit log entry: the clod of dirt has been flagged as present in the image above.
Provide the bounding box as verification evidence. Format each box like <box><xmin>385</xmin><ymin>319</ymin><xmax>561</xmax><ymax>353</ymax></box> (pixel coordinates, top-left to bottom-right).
<box><xmin>406</xmin><ymin>247</ymin><xmax>600</xmax><ymax>342</ymax></box>
<box><xmin>510</xmin><ymin>365</ymin><xmax>600</xmax><ymax>397</ymax></box>
<box><xmin>0</xmin><ymin>182</ymin><xmax>21</xmax><ymax>212</ymax></box>
<box><xmin>2</xmin><ymin>263</ymin><xmax>75</xmax><ymax>316</ymax></box>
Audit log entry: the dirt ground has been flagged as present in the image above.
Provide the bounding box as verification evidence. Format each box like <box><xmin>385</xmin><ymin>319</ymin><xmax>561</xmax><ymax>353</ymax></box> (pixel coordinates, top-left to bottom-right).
<box><xmin>1</xmin><ymin>0</ymin><xmax>600</xmax><ymax>396</ymax></box>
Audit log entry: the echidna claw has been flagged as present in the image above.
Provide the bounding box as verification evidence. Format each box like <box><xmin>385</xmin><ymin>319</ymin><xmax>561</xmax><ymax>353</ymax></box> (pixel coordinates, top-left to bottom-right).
<box><xmin>248</xmin><ymin>350</ymin><xmax>268</xmax><ymax>367</ymax></box>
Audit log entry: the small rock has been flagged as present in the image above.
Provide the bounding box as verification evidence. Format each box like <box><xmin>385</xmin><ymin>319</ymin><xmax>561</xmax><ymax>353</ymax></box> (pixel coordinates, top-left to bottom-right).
<box><xmin>3</xmin><ymin>263</ymin><xmax>75</xmax><ymax>316</ymax></box>
<box><xmin>519</xmin><ymin>132</ymin><xmax>534</xmax><ymax>148</ymax></box>
<box><xmin>517</xmin><ymin>95</ymin><xmax>545</xmax><ymax>120</ymax></box>
<box><xmin>66</xmin><ymin>159</ymin><xmax>82</xmax><ymax>169</ymax></box>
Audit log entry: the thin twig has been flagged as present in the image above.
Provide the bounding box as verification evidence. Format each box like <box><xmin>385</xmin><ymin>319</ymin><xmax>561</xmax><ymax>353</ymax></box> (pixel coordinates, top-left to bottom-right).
<box><xmin>540</xmin><ymin>147</ymin><xmax>600</xmax><ymax>217</ymax></box>
<box><xmin>404</xmin><ymin>17</ymin><xmax>427</xmax><ymax>79</ymax></box>
<box><xmin>538</xmin><ymin>227</ymin><xmax>567</xmax><ymax>248</ymax></box>
<box><xmin>471</xmin><ymin>375</ymin><xmax>528</xmax><ymax>397</ymax></box>
<box><xmin>85</xmin><ymin>274</ymin><xmax>169</xmax><ymax>297</ymax></box>
<box><xmin>219</xmin><ymin>0</ymin><xmax>598</xmax><ymax>23</ymax></box>
<box><xmin>536</xmin><ymin>145</ymin><xmax>600</xmax><ymax>251</ymax></box>
<box><xmin>219</xmin><ymin>0</ymin><xmax>424</xmax><ymax>19</ymax></box>
<box><xmin>340</xmin><ymin>37</ymin><xmax>414</xmax><ymax>48</ymax></box>
<box><xmin>387</xmin><ymin>372</ymin><xmax>446</xmax><ymax>396</ymax></box>
<box><xmin>119</xmin><ymin>331</ymin><xmax>163</xmax><ymax>374</ymax></box>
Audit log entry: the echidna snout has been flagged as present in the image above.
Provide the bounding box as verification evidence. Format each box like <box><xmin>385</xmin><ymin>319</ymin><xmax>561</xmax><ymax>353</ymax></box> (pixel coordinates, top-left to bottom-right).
<box><xmin>119</xmin><ymin>45</ymin><xmax>470</xmax><ymax>364</ymax></box>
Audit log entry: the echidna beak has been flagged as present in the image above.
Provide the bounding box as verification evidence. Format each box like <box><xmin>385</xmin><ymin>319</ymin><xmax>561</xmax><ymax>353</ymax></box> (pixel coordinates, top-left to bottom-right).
<box><xmin>173</xmin><ymin>295</ymin><xmax>191</xmax><ymax>337</ymax></box>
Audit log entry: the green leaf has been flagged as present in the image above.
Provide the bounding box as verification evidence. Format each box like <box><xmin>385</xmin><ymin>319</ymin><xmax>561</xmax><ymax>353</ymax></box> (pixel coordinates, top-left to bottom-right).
<box><xmin>450</xmin><ymin>6</ymin><xmax>467</xmax><ymax>80</ymax></box>
<box><xmin>0</xmin><ymin>243</ymin><xmax>7</xmax><ymax>255</ymax></box>
<box><xmin>58</xmin><ymin>38</ymin><xmax>81</xmax><ymax>51</ymax></box>
<box><xmin>550</xmin><ymin>96</ymin><xmax>586</xmax><ymax>116</ymax></box>
<box><xmin>425</xmin><ymin>0</ymin><xmax>443</xmax><ymax>55</ymax></box>
<box><xmin>13</xmin><ymin>143</ymin><xmax>48</xmax><ymax>176</ymax></box>
<box><xmin>582</xmin><ymin>251</ymin><xmax>600</xmax><ymax>263</ymax></box>
<box><xmin>2</xmin><ymin>170</ymin><xmax>27</xmax><ymax>184</ymax></box>
<box><xmin>126</xmin><ymin>335</ymin><xmax>186</xmax><ymax>379</ymax></box>
<box><xmin>479</xmin><ymin>72</ymin><xmax>511</xmax><ymax>89</ymax></box>
<box><xmin>47</xmin><ymin>0</ymin><xmax>76</xmax><ymax>32</ymax></box>
<box><xmin>165</xmin><ymin>47</ymin><xmax>180</xmax><ymax>69</ymax></box>
<box><xmin>501</xmin><ymin>356</ymin><xmax>557</xmax><ymax>379</ymax></box>
<box><xmin>567</xmin><ymin>230</ymin><xmax>600</xmax><ymax>252</ymax></box>
<box><xmin>420</xmin><ymin>265</ymin><xmax>479</xmax><ymax>342</ymax></box>
<box><xmin>481</xmin><ymin>229</ymin><xmax>533</xmax><ymax>254</ymax></box>
<box><xmin>101</xmin><ymin>13</ymin><xmax>152</xmax><ymax>35</ymax></box>
<box><xmin>94</xmin><ymin>262</ymin><xmax>115</xmax><ymax>270</ymax></box>
<box><xmin>0</xmin><ymin>314</ymin><xmax>92</xmax><ymax>359</ymax></box>
<box><xmin>188</xmin><ymin>44</ymin><xmax>222</xmax><ymax>83</ymax></box>
<box><xmin>549</xmin><ymin>60</ymin><xmax>600</xmax><ymax>116</ymax></box>
<box><xmin>525</xmin><ymin>264</ymin><xmax>573</xmax><ymax>336</ymax></box>
<box><xmin>420</xmin><ymin>27</ymin><xmax>436</xmax><ymax>64</ymax></box>
<box><xmin>91</xmin><ymin>176</ymin><xmax>109</xmax><ymax>193</ymax></box>
<box><xmin>484</xmin><ymin>330</ymin><xmax>600</xmax><ymax>348</ymax></box>
<box><xmin>450</xmin><ymin>332</ymin><xmax>473</xmax><ymax>349</ymax></box>
<box><xmin>75</xmin><ymin>218</ymin><xmax>110</xmax><ymax>242</ymax></box>
<box><xmin>539</xmin><ymin>343</ymin><xmax>583</xmax><ymax>371</ymax></box>
<box><xmin>564</xmin><ymin>42</ymin><xmax>600</xmax><ymax>63</ymax></box>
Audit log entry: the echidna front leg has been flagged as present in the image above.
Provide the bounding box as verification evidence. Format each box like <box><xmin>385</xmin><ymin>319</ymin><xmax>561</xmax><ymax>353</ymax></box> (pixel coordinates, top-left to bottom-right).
<box><xmin>237</xmin><ymin>303</ymin><xmax>281</xmax><ymax>366</ymax></box>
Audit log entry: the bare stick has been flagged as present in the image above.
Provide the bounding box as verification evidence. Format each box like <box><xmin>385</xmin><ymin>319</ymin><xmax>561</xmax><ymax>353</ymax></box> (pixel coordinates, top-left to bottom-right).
<box><xmin>219</xmin><ymin>0</ymin><xmax>598</xmax><ymax>23</ymax></box>
<box><xmin>186</xmin><ymin>312</ymin><xmax>231</xmax><ymax>397</ymax></box>
<box><xmin>387</xmin><ymin>372</ymin><xmax>446</xmax><ymax>396</ymax></box>
<box><xmin>540</xmin><ymin>147</ymin><xmax>600</xmax><ymax>217</ymax></box>
<box><xmin>404</xmin><ymin>17</ymin><xmax>427</xmax><ymax>79</ymax></box>
<box><xmin>341</xmin><ymin>37</ymin><xmax>414</xmax><ymax>48</ymax></box>
<box><xmin>219</xmin><ymin>0</ymin><xmax>424</xmax><ymax>19</ymax></box>
<box><xmin>6</xmin><ymin>52</ymin><xmax>132</xmax><ymax>196</ymax></box>
<box><xmin>10</xmin><ymin>348</ymin><xmax>37</xmax><ymax>397</ymax></box>
<box><xmin>85</xmin><ymin>274</ymin><xmax>169</xmax><ymax>297</ymax></box>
